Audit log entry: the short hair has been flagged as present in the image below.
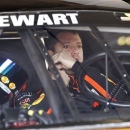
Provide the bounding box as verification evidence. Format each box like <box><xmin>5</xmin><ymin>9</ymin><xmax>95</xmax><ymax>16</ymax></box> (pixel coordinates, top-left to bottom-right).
<box><xmin>44</xmin><ymin>30</ymin><xmax>80</xmax><ymax>52</ymax></box>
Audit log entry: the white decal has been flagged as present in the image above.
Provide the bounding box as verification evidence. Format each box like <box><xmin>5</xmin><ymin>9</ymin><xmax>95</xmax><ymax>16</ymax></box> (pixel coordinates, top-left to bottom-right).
<box><xmin>121</xmin><ymin>13</ymin><xmax>130</xmax><ymax>21</ymax></box>
<box><xmin>20</xmin><ymin>98</ymin><xmax>30</xmax><ymax>105</ymax></box>
<box><xmin>0</xmin><ymin>81</ymin><xmax>11</xmax><ymax>94</ymax></box>
<box><xmin>91</xmin><ymin>89</ymin><xmax>99</xmax><ymax>96</ymax></box>
<box><xmin>37</xmin><ymin>14</ymin><xmax>53</xmax><ymax>25</ymax></box>
<box><xmin>52</xmin><ymin>14</ymin><xmax>69</xmax><ymax>25</ymax></box>
<box><xmin>15</xmin><ymin>90</ymin><xmax>19</xmax><ymax>95</ymax></box>
<box><xmin>0</xmin><ymin>16</ymin><xmax>10</xmax><ymax>27</ymax></box>
<box><xmin>66</xmin><ymin>13</ymin><xmax>78</xmax><ymax>24</ymax></box>
<box><xmin>10</xmin><ymin>15</ymin><xmax>34</xmax><ymax>26</ymax></box>
<box><xmin>0</xmin><ymin>13</ymin><xmax>79</xmax><ymax>27</ymax></box>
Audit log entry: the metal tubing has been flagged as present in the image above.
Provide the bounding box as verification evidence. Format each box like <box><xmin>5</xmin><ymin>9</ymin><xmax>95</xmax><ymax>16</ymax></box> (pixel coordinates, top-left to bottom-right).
<box><xmin>90</xmin><ymin>27</ymin><xmax>130</xmax><ymax>92</ymax></box>
<box><xmin>18</xmin><ymin>29</ymin><xmax>64</xmax><ymax>123</ymax></box>
<box><xmin>26</xmin><ymin>28</ymin><xmax>81</xmax><ymax>122</ymax></box>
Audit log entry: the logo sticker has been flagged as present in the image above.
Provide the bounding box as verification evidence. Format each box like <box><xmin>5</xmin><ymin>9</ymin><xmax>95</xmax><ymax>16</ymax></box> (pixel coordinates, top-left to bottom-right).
<box><xmin>0</xmin><ymin>13</ymin><xmax>78</xmax><ymax>27</ymax></box>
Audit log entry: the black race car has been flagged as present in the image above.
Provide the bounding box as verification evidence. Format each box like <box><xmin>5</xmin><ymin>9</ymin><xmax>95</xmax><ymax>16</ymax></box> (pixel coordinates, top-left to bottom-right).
<box><xmin>0</xmin><ymin>0</ymin><xmax>130</xmax><ymax>129</ymax></box>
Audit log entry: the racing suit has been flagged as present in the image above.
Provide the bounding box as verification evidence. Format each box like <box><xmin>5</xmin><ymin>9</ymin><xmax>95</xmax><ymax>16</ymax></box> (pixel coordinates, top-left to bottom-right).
<box><xmin>68</xmin><ymin>61</ymin><xmax>129</xmax><ymax>112</ymax></box>
<box><xmin>13</xmin><ymin>61</ymin><xmax>129</xmax><ymax>114</ymax></box>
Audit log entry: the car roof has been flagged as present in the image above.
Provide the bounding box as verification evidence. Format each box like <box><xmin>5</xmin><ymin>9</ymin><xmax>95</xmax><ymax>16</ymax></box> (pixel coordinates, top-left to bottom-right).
<box><xmin>0</xmin><ymin>0</ymin><xmax>130</xmax><ymax>12</ymax></box>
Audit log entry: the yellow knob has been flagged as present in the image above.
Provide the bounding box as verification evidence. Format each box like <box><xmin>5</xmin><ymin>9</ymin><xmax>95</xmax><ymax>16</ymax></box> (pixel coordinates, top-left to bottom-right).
<box><xmin>1</xmin><ymin>76</ymin><xmax>9</xmax><ymax>84</ymax></box>
<box><xmin>9</xmin><ymin>82</ymin><xmax>16</xmax><ymax>90</ymax></box>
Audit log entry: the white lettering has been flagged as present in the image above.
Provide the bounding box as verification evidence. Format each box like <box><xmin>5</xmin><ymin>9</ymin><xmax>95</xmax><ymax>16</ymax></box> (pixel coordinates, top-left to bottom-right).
<box><xmin>52</xmin><ymin>14</ymin><xmax>69</xmax><ymax>25</ymax></box>
<box><xmin>0</xmin><ymin>13</ymin><xmax>79</xmax><ymax>27</ymax></box>
<box><xmin>37</xmin><ymin>14</ymin><xmax>53</xmax><ymax>25</ymax></box>
<box><xmin>66</xmin><ymin>13</ymin><xmax>78</xmax><ymax>24</ymax></box>
<box><xmin>0</xmin><ymin>16</ymin><xmax>10</xmax><ymax>27</ymax></box>
<box><xmin>10</xmin><ymin>15</ymin><xmax>34</xmax><ymax>26</ymax></box>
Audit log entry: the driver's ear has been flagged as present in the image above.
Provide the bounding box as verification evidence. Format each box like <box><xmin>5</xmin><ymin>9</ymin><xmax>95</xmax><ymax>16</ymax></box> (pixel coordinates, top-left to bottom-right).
<box><xmin>48</xmin><ymin>50</ymin><xmax>54</xmax><ymax>57</ymax></box>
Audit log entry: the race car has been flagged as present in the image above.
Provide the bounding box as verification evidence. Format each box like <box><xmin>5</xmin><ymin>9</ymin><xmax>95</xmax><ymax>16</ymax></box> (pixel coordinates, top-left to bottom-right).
<box><xmin>0</xmin><ymin>0</ymin><xmax>130</xmax><ymax>129</ymax></box>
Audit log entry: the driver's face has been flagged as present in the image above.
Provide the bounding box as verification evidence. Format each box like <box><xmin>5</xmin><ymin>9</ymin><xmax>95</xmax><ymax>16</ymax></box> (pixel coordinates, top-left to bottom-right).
<box><xmin>54</xmin><ymin>32</ymin><xmax>83</xmax><ymax>63</ymax></box>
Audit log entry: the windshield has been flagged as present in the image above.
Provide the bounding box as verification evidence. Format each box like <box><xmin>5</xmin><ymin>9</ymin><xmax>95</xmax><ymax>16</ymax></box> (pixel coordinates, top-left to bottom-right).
<box><xmin>0</xmin><ymin>10</ymin><xmax>130</xmax><ymax>129</ymax></box>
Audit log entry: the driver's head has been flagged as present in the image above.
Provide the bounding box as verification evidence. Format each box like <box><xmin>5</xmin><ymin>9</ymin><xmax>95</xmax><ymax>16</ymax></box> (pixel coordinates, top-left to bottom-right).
<box><xmin>45</xmin><ymin>30</ymin><xmax>83</xmax><ymax>63</ymax></box>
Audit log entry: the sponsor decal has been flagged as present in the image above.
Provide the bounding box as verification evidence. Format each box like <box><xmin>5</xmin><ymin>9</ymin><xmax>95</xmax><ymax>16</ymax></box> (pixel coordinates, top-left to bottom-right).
<box><xmin>21</xmin><ymin>103</ymin><xmax>30</xmax><ymax>109</ymax></box>
<box><xmin>17</xmin><ymin>92</ymin><xmax>32</xmax><ymax>101</ymax></box>
<box><xmin>14</xmin><ymin>90</ymin><xmax>19</xmax><ymax>95</ymax></box>
<box><xmin>20</xmin><ymin>98</ymin><xmax>30</xmax><ymax>105</ymax></box>
<box><xmin>31</xmin><ymin>93</ymin><xmax>45</xmax><ymax>106</ymax></box>
<box><xmin>0</xmin><ymin>13</ymin><xmax>78</xmax><ymax>27</ymax></box>
<box><xmin>91</xmin><ymin>89</ymin><xmax>99</xmax><ymax>96</ymax></box>
<box><xmin>20</xmin><ymin>93</ymin><xmax>45</xmax><ymax>109</ymax></box>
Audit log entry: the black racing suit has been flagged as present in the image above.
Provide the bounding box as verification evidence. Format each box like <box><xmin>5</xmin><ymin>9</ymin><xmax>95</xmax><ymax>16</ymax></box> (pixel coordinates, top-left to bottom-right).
<box><xmin>68</xmin><ymin>61</ymin><xmax>129</xmax><ymax>112</ymax></box>
<box><xmin>13</xmin><ymin>61</ymin><xmax>129</xmax><ymax>114</ymax></box>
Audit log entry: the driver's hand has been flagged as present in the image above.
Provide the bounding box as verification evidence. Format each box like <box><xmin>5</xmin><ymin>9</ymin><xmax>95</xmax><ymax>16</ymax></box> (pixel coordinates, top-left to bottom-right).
<box><xmin>52</xmin><ymin>50</ymin><xmax>76</xmax><ymax>70</ymax></box>
<box><xmin>50</xmin><ymin>63</ymin><xmax>70</xmax><ymax>87</ymax></box>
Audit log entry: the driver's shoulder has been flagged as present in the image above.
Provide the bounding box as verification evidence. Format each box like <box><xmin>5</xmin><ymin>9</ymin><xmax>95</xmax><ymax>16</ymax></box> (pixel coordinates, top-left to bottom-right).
<box><xmin>85</xmin><ymin>66</ymin><xmax>101</xmax><ymax>74</ymax></box>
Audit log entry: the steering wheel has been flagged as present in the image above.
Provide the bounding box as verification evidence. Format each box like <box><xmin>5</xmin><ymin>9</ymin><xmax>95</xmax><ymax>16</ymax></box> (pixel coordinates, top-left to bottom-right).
<box><xmin>77</xmin><ymin>50</ymin><xmax>130</xmax><ymax>108</ymax></box>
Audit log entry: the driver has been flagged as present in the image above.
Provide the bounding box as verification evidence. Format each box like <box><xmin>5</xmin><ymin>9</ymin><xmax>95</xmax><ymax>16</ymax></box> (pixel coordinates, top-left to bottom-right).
<box><xmin>45</xmin><ymin>30</ymin><xmax>129</xmax><ymax>112</ymax></box>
